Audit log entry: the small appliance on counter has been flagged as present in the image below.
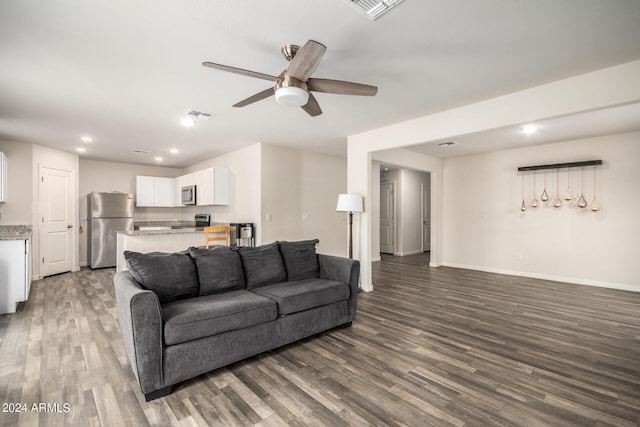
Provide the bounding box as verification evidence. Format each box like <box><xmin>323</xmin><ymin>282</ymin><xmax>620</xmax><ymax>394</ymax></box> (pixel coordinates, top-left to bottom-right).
<box><xmin>230</xmin><ymin>223</ymin><xmax>255</xmax><ymax>247</ymax></box>
<box><xmin>194</xmin><ymin>214</ymin><xmax>211</xmax><ymax>230</ymax></box>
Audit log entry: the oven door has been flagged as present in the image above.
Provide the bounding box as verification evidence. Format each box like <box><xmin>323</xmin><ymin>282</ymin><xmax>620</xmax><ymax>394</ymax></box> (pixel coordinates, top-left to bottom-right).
<box><xmin>181</xmin><ymin>185</ymin><xmax>196</xmax><ymax>205</ymax></box>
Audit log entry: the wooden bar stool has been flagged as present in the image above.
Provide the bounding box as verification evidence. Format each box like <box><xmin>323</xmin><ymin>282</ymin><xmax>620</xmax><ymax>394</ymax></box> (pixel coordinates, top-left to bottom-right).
<box><xmin>204</xmin><ymin>225</ymin><xmax>230</xmax><ymax>248</ymax></box>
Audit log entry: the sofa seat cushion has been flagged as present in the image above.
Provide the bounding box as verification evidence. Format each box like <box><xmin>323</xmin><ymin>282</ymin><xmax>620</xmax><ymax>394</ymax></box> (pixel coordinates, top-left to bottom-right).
<box><xmin>251</xmin><ymin>279</ymin><xmax>350</xmax><ymax>316</ymax></box>
<box><xmin>162</xmin><ymin>290</ymin><xmax>277</xmax><ymax>345</ymax></box>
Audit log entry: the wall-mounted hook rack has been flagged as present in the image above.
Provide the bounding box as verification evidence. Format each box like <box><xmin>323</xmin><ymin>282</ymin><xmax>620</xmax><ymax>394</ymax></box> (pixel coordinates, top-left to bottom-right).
<box><xmin>517</xmin><ymin>160</ymin><xmax>602</xmax><ymax>172</ymax></box>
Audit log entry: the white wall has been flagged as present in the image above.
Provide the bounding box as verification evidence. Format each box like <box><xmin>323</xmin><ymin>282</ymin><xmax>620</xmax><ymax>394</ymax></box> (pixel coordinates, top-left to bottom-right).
<box><xmin>261</xmin><ymin>144</ymin><xmax>347</xmax><ymax>256</ymax></box>
<box><xmin>349</xmin><ymin>60</ymin><xmax>640</xmax><ymax>292</ymax></box>
<box><xmin>78</xmin><ymin>142</ymin><xmax>345</xmax><ymax>258</ymax></box>
<box><xmin>442</xmin><ymin>132</ymin><xmax>640</xmax><ymax>290</ymax></box>
<box><xmin>370</xmin><ymin>163</ymin><xmax>380</xmax><ymax>261</ymax></box>
<box><xmin>0</xmin><ymin>140</ymin><xmax>33</xmax><ymax>225</ymax></box>
<box><xmin>182</xmin><ymin>143</ymin><xmax>262</xmax><ymax>242</ymax></box>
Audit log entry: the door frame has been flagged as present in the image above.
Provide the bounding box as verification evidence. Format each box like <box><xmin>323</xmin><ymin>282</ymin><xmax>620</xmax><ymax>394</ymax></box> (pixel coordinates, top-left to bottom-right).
<box><xmin>421</xmin><ymin>182</ymin><xmax>431</xmax><ymax>254</ymax></box>
<box><xmin>38</xmin><ymin>165</ymin><xmax>77</xmax><ymax>278</ymax></box>
<box><xmin>379</xmin><ymin>181</ymin><xmax>396</xmax><ymax>255</ymax></box>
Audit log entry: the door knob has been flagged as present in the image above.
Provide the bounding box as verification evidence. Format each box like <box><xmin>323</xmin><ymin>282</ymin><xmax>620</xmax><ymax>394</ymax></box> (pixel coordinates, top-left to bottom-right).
<box><xmin>67</xmin><ymin>224</ymin><xmax>74</xmax><ymax>229</ymax></box>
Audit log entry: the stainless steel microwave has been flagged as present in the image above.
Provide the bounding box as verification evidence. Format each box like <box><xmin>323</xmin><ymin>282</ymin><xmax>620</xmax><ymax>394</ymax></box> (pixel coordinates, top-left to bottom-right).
<box><xmin>181</xmin><ymin>185</ymin><xmax>196</xmax><ymax>205</ymax></box>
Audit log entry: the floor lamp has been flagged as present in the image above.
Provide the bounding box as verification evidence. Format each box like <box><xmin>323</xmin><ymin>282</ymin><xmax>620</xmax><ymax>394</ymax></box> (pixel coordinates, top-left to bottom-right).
<box><xmin>336</xmin><ymin>193</ymin><xmax>363</xmax><ymax>259</ymax></box>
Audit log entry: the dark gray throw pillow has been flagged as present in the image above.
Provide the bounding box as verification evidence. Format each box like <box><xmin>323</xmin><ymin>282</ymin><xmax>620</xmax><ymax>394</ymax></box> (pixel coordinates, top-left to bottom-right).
<box><xmin>278</xmin><ymin>239</ymin><xmax>320</xmax><ymax>281</ymax></box>
<box><xmin>188</xmin><ymin>246</ymin><xmax>245</xmax><ymax>295</ymax></box>
<box><xmin>124</xmin><ymin>250</ymin><xmax>198</xmax><ymax>303</ymax></box>
<box><xmin>238</xmin><ymin>242</ymin><xmax>287</xmax><ymax>289</ymax></box>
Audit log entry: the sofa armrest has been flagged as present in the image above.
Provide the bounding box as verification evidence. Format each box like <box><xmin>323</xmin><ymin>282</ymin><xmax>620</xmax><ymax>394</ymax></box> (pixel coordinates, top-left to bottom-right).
<box><xmin>114</xmin><ymin>271</ymin><xmax>165</xmax><ymax>394</ymax></box>
<box><xmin>318</xmin><ymin>254</ymin><xmax>360</xmax><ymax>321</ymax></box>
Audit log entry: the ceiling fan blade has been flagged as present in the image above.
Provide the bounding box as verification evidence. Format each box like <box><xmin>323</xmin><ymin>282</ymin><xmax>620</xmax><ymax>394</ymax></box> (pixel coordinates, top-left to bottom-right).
<box><xmin>307</xmin><ymin>78</ymin><xmax>378</xmax><ymax>96</ymax></box>
<box><xmin>233</xmin><ymin>87</ymin><xmax>275</xmax><ymax>107</ymax></box>
<box><xmin>202</xmin><ymin>62</ymin><xmax>279</xmax><ymax>82</ymax></box>
<box><xmin>301</xmin><ymin>92</ymin><xmax>322</xmax><ymax>117</ymax></box>
<box><xmin>287</xmin><ymin>40</ymin><xmax>327</xmax><ymax>81</ymax></box>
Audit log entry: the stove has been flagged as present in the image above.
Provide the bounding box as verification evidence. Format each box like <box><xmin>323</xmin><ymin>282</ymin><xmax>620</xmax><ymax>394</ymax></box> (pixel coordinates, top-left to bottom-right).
<box><xmin>194</xmin><ymin>214</ymin><xmax>211</xmax><ymax>229</ymax></box>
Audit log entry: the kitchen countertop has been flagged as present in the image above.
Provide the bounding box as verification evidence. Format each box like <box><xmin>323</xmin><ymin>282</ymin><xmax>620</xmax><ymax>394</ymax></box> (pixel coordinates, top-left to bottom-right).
<box><xmin>118</xmin><ymin>228</ymin><xmax>203</xmax><ymax>237</ymax></box>
<box><xmin>122</xmin><ymin>221</ymin><xmax>229</xmax><ymax>237</ymax></box>
<box><xmin>0</xmin><ymin>225</ymin><xmax>33</xmax><ymax>240</ymax></box>
<box><xmin>134</xmin><ymin>220</ymin><xmax>196</xmax><ymax>228</ymax></box>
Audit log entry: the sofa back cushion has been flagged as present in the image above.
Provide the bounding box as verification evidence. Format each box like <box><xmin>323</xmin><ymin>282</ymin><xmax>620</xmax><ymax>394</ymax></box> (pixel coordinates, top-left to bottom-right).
<box><xmin>278</xmin><ymin>239</ymin><xmax>320</xmax><ymax>281</ymax></box>
<box><xmin>238</xmin><ymin>242</ymin><xmax>287</xmax><ymax>289</ymax></box>
<box><xmin>124</xmin><ymin>250</ymin><xmax>199</xmax><ymax>303</ymax></box>
<box><xmin>189</xmin><ymin>246</ymin><xmax>245</xmax><ymax>295</ymax></box>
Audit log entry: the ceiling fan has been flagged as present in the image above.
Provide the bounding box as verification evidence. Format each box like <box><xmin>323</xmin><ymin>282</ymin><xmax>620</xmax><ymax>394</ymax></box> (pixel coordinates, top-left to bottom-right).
<box><xmin>202</xmin><ymin>40</ymin><xmax>378</xmax><ymax>117</ymax></box>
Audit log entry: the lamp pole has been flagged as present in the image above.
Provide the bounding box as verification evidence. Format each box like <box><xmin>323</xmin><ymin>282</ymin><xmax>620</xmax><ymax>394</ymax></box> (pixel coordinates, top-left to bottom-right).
<box><xmin>336</xmin><ymin>193</ymin><xmax>363</xmax><ymax>260</ymax></box>
<box><xmin>347</xmin><ymin>210</ymin><xmax>354</xmax><ymax>259</ymax></box>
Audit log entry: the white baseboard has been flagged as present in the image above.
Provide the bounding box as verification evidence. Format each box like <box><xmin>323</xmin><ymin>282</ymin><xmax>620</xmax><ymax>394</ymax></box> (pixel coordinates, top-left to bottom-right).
<box><xmin>394</xmin><ymin>250</ymin><xmax>425</xmax><ymax>257</ymax></box>
<box><xmin>372</xmin><ymin>256</ymin><xmax>381</xmax><ymax>262</ymax></box>
<box><xmin>441</xmin><ymin>262</ymin><xmax>640</xmax><ymax>293</ymax></box>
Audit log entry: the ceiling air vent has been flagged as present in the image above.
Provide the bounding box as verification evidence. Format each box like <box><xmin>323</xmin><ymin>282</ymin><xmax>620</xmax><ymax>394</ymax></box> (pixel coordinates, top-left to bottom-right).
<box><xmin>347</xmin><ymin>0</ymin><xmax>406</xmax><ymax>20</ymax></box>
<box><xmin>132</xmin><ymin>149</ymin><xmax>151</xmax><ymax>155</ymax></box>
<box><xmin>185</xmin><ymin>110</ymin><xmax>214</xmax><ymax>120</ymax></box>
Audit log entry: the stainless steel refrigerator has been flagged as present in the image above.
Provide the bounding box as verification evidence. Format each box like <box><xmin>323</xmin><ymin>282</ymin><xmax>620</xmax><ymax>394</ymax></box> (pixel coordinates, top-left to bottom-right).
<box><xmin>87</xmin><ymin>192</ymin><xmax>134</xmax><ymax>269</ymax></box>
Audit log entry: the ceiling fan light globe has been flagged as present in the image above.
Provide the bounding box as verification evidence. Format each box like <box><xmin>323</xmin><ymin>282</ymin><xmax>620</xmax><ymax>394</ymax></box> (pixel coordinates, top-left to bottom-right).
<box><xmin>275</xmin><ymin>86</ymin><xmax>309</xmax><ymax>107</ymax></box>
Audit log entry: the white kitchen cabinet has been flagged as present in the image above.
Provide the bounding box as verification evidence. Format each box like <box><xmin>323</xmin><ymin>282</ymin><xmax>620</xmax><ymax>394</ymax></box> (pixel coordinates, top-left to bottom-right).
<box><xmin>196</xmin><ymin>167</ymin><xmax>229</xmax><ymax>206</ymax></box>
<box><xmin>0</xmin><ymin>238</ymin><xmax>32</xmax><ymax>314</ymax></box>
<box><xmin>136</xmin><ymin>176</ymin><xmax>175</xmax><ymax>207</ymax></box>
<box><xmin>0</xmin><ymin>152</ymin><xmax>7</xmax><ymax>203</ymax></box>
<box><xmin>154</xmin><ymin>177</ymin><xmax>174</xmax><ymax>207</ymax></box>
<box><xmin>136</xmin><ymin>176</ymin><xmax>155</xmax><ymax>206</ymax></box>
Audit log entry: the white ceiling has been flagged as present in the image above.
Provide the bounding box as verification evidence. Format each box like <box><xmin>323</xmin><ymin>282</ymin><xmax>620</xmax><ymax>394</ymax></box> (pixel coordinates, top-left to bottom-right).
<box><xmin>1</xmin><ymin>1</ymin><xmax>640</xmax><ymax>167</ymax></box>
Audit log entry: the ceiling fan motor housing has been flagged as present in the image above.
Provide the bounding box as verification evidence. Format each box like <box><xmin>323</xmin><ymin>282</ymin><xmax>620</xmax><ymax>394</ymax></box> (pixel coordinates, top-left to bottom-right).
<box><xmin>275</xmin><ymin>72</ymin><xmax>309</xmax><ymax>106</ymax></box>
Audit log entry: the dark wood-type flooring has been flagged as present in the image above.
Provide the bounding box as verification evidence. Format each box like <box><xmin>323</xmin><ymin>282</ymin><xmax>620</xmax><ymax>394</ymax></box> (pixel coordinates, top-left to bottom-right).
<box><xmin>1</xmin><ymin>253</ymin><xmax>639</xmax><ymax>426</ymax></box>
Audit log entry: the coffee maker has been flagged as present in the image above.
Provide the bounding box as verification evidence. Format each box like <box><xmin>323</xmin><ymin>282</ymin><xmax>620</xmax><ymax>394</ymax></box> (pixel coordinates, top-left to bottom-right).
<box><xmin>229</xmin><ymin>223</ymin><xmax>255</xmax><ymax>247</ymax></box>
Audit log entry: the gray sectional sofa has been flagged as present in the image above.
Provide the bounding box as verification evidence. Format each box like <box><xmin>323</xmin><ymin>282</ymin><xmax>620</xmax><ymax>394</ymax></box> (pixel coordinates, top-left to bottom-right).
<box><xmin>114</xmin><ymin>240</ymin><xmax>360</xmax><ymax>401</ymax></box>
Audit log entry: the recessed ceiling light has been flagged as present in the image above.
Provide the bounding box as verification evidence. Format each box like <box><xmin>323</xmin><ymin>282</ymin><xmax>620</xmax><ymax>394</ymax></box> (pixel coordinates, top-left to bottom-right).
<box><xmin>438</xmin><ymin>141</ymin><xmax>457</xmax><ymax>147</ymax></box>
<box><xmin>155</xmin><ymin>156</ymin><xmax>163</xmax><ymax>162</ymax></box>
<box><xmin>170</xmin><ymin>148</ymin><xmax>179</xmax><ymax>155</ymax></box>
<box><xmin>76</xmin><ymin>147</ymin><xmax>87</xmax><ymax>153</ymax></box>
<box><xmin>180</xmin><ymin>117</ymin><xmax>196</xmax><ymax>128</ymax></box>
<box><xmin>520</xmin><ymin>124</ymin><xmax>538</xmax><ymax>135</ymax></box>
<box><xmin>180</xmin><ymin>110</ymin><xmax>214</xmax><ymax>128</ymax></box>
<box><xmin>80</xmin><ymin>136</ymin><xmax>94</xmax><ymax>143</ymax></box>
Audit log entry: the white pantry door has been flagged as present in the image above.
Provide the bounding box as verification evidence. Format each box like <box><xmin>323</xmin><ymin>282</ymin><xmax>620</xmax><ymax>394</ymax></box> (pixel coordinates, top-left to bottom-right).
<box><xmin>39</xmin><ymin>166</ymin><xmax>73</xmax><ymax>277</ymax></box>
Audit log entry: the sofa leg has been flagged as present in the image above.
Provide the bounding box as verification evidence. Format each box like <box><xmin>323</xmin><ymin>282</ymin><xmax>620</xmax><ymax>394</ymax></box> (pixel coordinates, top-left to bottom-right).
<box><xmin>144</xmin><ymin>385</ymin><xmax>172</xmax><ymax>401</ymax></box>
<box><xmin>337</xmin><ymin>321</ymin><xmax>352</xmax><ymax>329</ymax></box>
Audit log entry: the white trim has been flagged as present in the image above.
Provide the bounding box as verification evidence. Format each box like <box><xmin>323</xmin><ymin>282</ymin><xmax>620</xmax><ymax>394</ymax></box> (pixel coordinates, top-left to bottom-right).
<box><xmin>442</xmin><ymin>262</ymin><xmax>640</xmax><ymax>293</ymax></box>
<box><xmin>394</xmin><ymin>250</ymin><xmax>424</xmax><ymax>257</ymax></box>
<box><xmin>371</xmin><ymin>256</ymin><xmax>381</xmax><ymax>262</ymax></box>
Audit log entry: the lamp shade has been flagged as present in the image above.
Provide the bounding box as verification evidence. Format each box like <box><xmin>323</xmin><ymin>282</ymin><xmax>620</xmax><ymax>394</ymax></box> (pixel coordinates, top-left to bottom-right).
<box><xmin>336</xmin><ymin>193</ymin><xmax>363</xmax><ymax>213</ymax></box>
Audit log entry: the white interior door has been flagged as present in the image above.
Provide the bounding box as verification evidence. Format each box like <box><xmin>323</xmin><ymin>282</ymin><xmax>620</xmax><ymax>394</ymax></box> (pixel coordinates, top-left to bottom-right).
<box><xmin>380</xmin><ymin>182</ymin><xmax>395</xmax><ymax>254</ymax></box>
<box><xmin>40</xmin><ymin>166</ymin><xmax>73</xmax><ymax>277</ymax></box>
<box><xmin>422</xmin><ymin>184</ymin><xmax>431</xmax><ymax>251</ymax></box>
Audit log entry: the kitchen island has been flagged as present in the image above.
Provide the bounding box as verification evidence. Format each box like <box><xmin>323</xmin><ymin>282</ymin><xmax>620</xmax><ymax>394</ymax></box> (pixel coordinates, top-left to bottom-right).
<box><xmin>116</xmin><ymin>228</ymin><xmax>207</xmax><ymax>272</ymax></box>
